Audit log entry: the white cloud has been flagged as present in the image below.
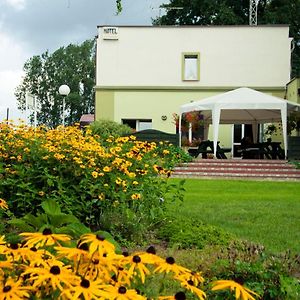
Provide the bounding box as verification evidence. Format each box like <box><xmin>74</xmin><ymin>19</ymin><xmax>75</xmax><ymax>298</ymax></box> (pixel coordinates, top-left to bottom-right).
<box><xmin>0</xmin><ymin>70</ymin><xmax>25</xmax><ymax>121</ymax></box>
<box><xmin>0</xmin><ymin>70</ymin><xmax>23</xmax><ymax>105</ymax></box>
<box><xmin>3</xmin><ymin>0</ymin><xmax>26</xmax><ymax>10</ymax></box>
<box><xmin>0</xmin><ymin>30</ymin><xmax>28</xmax><ymax>121</ymax></box>
<box><xmin>0</xmin><ymin>31</ymin><xmax>27</xmax><ymax>70</ymax></box>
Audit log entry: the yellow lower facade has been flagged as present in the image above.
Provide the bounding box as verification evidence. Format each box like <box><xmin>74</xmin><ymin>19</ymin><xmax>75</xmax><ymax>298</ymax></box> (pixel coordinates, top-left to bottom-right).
<box><xmin>95</xmin><ymin>86</ymin><xmax>286</xmax><ymax>153</ymax></box>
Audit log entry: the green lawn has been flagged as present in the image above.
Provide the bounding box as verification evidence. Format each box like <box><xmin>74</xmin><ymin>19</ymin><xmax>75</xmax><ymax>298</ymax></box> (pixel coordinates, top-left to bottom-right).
<box><xmin>169</xmin><ymin>179</ymin><xmax>300</xmax><ymax>253</ymax></box>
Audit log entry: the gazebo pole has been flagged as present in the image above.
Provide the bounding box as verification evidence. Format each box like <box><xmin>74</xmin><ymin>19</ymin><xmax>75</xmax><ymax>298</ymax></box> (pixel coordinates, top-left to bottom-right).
<box><xmin>179</xmin><ymin>114</ymin><xmax>182</xmax><ymax>147</ymax></box>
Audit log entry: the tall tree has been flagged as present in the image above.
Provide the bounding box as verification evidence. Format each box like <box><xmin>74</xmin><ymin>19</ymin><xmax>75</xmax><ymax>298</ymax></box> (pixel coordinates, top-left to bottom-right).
<box><xmin>153</xmin><ymin>0</ymin><xmax>300</xmax><ymax>77</ymax></box>
<box><xmin>16</xmin><ymin>39</ymin><xmax>96</xmax><ymax>127</ymax></box>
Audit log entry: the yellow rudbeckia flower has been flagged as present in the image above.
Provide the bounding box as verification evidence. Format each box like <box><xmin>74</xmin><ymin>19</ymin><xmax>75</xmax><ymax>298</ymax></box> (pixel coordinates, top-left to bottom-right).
<box><xmin>20</xmin><ymin>228</ymin><xmax>71</xmax><ymax>248</ymax></box>
<box><xmin>0</xmin><ymin>198</ymin><xmax>8</xmax><ymax>210</ymax></box>
<box><xmin>211</xmin><ymin>280</ymin><xmax>260</xmax><ymax>300</ymax></box>
<box><xmin>101</xmin><ymin>285</ymin><xmax>146</xmax><ymax>300</ymax></box>
<box><xmin>78</xmin><ymin>233</ymin><xmax>115</xmax><ymax>256</ymax></box>
<box><xmin>62</xmin><ymin>278</ymin><xmax>111</xmax><ymax>300</ymax></box>
<box><xmin>0</xmin><ymin>278</ymin><xmax>31</xmax><ymax>300</ymax></box>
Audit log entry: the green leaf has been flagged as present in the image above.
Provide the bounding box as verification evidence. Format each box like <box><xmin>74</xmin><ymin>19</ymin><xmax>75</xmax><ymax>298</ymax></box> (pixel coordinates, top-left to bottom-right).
<box><xmin>58</xmin><ymin>223</ymin><xmax>91</xmax><ymax>238</ymax></box>
<box><xmin>4</xmin><ymin>233</ymin><xmax>22</xmax><ymax>244</ymax></box>
<box><xmin>116</xmin><ymin>0</ymin><xmax>122</xmax><ymax>14</ymax></box>
<box><xmin>47</xmin><ymin>214</ymin><xmax>79</xmax><ymax>227</ymax></box>
<box><xmin>41</xmin><ymin>199</ymin><xmax>61</xmax><ymax>215</ymax></box>
<box><xmin>8</xmin><ymin>218</ymin><xmax>35</xmax><ymax>232</ymax></box>
<box><xmin>47</xmin><ymin>178</ymin><xmax>54</xmax><ymax>187</ymax></box>
<box><xmin>22</xmin><ymin>213</ymin><xmax>49</xmax><ymax>230</ymax></box>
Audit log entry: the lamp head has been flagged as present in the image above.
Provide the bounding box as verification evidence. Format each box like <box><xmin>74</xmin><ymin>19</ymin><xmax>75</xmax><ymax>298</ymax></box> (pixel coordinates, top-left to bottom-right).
<box><xmin>59</xmin><ymin>85</ymin><xmax>70</xmax><ymax>96</ymax></box>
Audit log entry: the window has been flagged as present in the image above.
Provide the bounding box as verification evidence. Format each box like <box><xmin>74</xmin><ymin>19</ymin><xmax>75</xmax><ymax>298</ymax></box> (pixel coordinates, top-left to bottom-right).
<box><xmin>138</xmin><ymin>120</ymin><xmax>152</xmax><ymax>131</ymax></box>
<box><xmin>122</xmin><ymin>119</ymin><xmax>137</xmax><ymax>130</ymax></box>
<box><xmin>122</xmin><ymin>119</ymin><xmax>152</xmax><ymax>131</ymax></box>
<box><xmin>182</xmin><ymin>52</ymin><xmax>200</xmax><ymax>81</ymax></box>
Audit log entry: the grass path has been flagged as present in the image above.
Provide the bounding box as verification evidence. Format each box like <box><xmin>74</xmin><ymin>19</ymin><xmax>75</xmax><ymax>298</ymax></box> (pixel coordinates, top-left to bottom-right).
<box><xmin>169</xmin><ymin>179</ymin><xmax>300</xmax><ymax>253</ymax></box>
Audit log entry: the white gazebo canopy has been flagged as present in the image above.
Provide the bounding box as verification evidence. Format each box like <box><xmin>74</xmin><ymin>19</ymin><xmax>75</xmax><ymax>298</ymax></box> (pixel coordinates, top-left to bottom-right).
<box><xmin>179</xmin><ymin>87</ymin><xmax>300</xmax><ymax>158</ymax></box>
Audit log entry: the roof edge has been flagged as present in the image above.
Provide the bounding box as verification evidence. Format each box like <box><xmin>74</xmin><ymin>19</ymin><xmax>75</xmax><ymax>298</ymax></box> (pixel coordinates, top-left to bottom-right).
<box><xmin>97</xmin><ymin>24</ymin><xmax>289</xmax><ymax>29</ymax></box>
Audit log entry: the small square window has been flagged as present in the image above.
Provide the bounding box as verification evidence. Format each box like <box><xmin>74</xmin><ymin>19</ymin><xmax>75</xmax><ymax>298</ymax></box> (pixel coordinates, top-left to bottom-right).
<box><xmin>182</xmin><ymin>53</ymin><xmax>200</xmax><ymax>81</ymax></box>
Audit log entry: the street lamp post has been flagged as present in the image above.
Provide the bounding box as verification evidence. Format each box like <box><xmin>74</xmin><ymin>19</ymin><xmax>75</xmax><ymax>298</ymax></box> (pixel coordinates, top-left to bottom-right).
<box><xmin>58</xmin><ymin>84</ymin><xmax>70</xmax><ymax>126</ymax></box>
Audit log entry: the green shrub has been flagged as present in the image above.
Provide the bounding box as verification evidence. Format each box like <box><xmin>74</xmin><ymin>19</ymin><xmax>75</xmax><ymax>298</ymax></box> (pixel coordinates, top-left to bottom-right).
<box><xmin>154</xmin><ymin>141</ymin><xmax>192</xmax><ymax>169</ymax></box>
<box><xmin>157</xmin><ymin>214</ymin><xmax>234</xmax><ymax>249</ymax></box>
<box><xmin>290</xmin><ymin>161</ymin><xmax>300</xmax><ymax>169</ymax></box>
<box><xmin>205</xmin><ymin>240</ymin><xmax>300</xmax><ymax>299</ymax></box>
<box><xmin>0</xmin><ymin>122</ymin><xmax>186</xmax><ymax>244</ymax></box>
<box><xmin>89</xmin><ymin>119</ymin><xmax>132</xmax><ymax>140</ymax></box>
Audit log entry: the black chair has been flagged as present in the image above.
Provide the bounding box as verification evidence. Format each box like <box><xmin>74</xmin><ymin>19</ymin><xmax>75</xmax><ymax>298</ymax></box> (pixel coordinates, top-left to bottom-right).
<box><xmin>214</xmin><ymin>141</ymin><xmax>232</xmax><ymax>159</ymax></box>
<box><xmin>267</xmin><ymin>141</ymin><xmax>285</xmax><ymax>159</ymax></box>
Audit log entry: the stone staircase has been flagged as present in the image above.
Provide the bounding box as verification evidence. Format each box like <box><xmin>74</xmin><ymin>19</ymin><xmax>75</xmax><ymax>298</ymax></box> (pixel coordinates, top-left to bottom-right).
<box><xmin>171</xmin><ymin>159</ymin><xmax>300</xmax><ymax>181</ymax></box>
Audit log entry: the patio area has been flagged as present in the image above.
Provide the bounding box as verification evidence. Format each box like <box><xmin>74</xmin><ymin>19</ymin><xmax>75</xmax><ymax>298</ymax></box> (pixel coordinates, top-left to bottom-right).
<box><xmin>179</xmin><ymin>87</ymin><xmax>300</xmax><ymax>159</ymax></box>
<box><xmin>187</xmin><ymin>139</ymin><xmax>285</xmax><ymax>160</ymax></box>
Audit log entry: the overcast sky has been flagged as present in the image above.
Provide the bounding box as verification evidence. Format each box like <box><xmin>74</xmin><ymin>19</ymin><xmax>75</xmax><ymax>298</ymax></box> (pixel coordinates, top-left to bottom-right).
<box><xmin>0</xmin><ymin>0</ymin><xmax>168</xmax><ymax>121</ymax></box>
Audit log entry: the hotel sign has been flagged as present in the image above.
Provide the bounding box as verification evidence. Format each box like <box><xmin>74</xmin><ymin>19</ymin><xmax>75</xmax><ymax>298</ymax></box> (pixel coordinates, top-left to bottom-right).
<box><xmin>102</xmin><ymin>27</ymin><xmax>119</xmax><ymax>40</ymax></box>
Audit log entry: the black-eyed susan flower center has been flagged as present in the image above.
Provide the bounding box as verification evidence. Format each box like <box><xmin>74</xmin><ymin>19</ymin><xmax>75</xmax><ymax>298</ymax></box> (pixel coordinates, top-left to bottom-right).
<box><xmin>50</xmin><ymin>266</ymin><xmax>61</xmax><ymax>275</ymax></box>
<box><xmin>80</xmin><ymin>279</ymin><xmax>90</xmax><ymax>288</ymax></box>
<box><xmin>146</xmin><ymin>245</ymin><xmax>156</xmax><ymax>254</ymax></box>
<box><xmin>3</xmin><ymin>285</ymin><xmax>12</xmax><ymax>293</ymax></box>
<box><xmin>111</xmin><ymin>274</ymin><xmax>117</xmax><ymax>282</ymax></box>
<box><xmin>23</xmin><ymin>274</ymin><xmax>31</xmax><ymax>282</ymax></box>
<box><xmin>77</xmin><ymin>242</ymin><xmax>89</xmax><ymax>251</ymax></box>
<box><xmin>43</xmin><ymin>228</ymin><xmax>52</xmax><ymax>235</ymax></box>
<box><xmin>132</xmin><ymin>255</ymin><xmax>141</xmax><ymax>263</ymax></box>
<box><xmin>96</xmin><ymin>234</ymin><xmax>105</xmax><ymax>241</ymax></box>
<box><xmin>30</xmin><ymin>247</ymin><xmax>37</xmax><ymax>252</ymax></box>
<box><xmin>118</xmin><ymin>286</ymin><xmax>127</xmax><ymax>294</ymax></box>
<box><xmin>166</xmin><ymin>256</ymin><xmax>175</xmax><ymax>265</ymax></box>
<box><xmin>187</xmin><ymin>280</ymin><xmax>194</xmax><ymax>286</ymax></box>
<box><xmin>175</xmin><ymin>291</ymin><xmax>186</xmax><ymax>300</ymax></box>
<box><xmin>10</xmin><ymin>243</ymin><xmax>19</xmax><ymax>250</ymax></box>
<box><xmin>122</xmin><ymin>251</ymin><xmax>129</xmax><ymax>257</ymax></box>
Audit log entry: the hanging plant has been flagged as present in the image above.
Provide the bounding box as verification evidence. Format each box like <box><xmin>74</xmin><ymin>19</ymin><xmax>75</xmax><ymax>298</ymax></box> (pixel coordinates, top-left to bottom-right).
<box><xmin>265</xmin><ymin>124</ymin><xmax>277</xmax><ymax>136</ymax></box>
<box><xmin>173</xmin><ymin>112</ymin><xmax>205</xmax><ymax>133</ymax></box>
<box><xmin>265</xmin><ymin>113</ymin><xmax>300</xmax><ymax>136</ymax></box>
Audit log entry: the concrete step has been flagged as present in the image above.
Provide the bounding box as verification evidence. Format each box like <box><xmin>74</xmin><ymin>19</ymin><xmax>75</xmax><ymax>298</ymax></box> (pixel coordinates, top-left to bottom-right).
<box><xmin>171</xmin><ymin>173</ymin><xmax>300</xmax><ymax>180</ymax></box>
<box><xmin>177</xmin><ymin>159</ymin><xmax>290</xmax><ymax>166</ymax></box>
<box><xmin>172</xmin><ymin>159</ymin><xmax>300</xmax><ymax>180</ymax></box>
<box><xmin>173</xmin><ymin>166</ymin><xmax>300</xmax><ymax>173</ymax></box>
<box><xmin>176</xmin><ymin>165</ymin><xmax>293</xmax><ymax>170</ymax></box>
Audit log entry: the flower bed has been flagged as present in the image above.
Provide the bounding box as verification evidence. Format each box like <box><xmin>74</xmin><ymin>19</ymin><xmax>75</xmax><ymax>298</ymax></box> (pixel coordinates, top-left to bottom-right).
<box><xmin>0</xmin><ymin>122</ymin><xmax>260</xmax><ymax>299</ymax></box>
<box><xmin>0</xmin><ymin>199</ymin><xmax>258</xmax><ymax>300</ymax></box>
<box><xmin>0</xmin><ymin>122</ymin><xmax>188</xmax><ymax>242</ymax></box>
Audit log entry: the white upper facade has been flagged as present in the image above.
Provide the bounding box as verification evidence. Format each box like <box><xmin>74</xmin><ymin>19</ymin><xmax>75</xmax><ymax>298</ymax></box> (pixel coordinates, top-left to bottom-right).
<box><xmin>96</xmin><ymin>25</ymin><xmax>292</xmax><ymax>88</ymax></box>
